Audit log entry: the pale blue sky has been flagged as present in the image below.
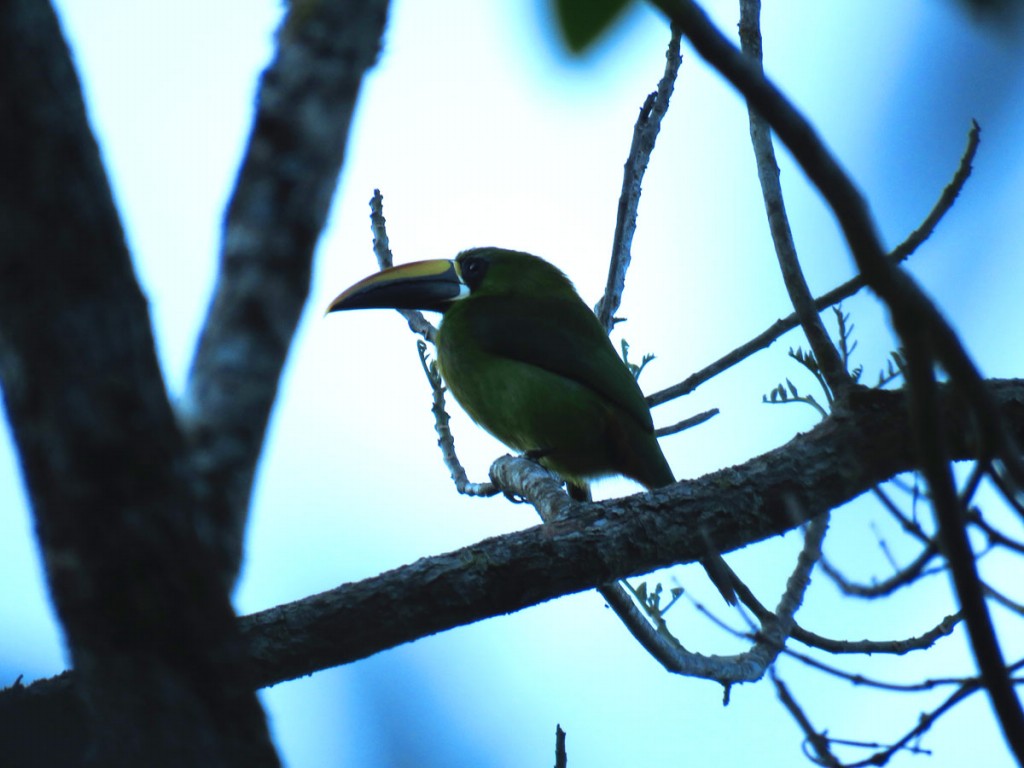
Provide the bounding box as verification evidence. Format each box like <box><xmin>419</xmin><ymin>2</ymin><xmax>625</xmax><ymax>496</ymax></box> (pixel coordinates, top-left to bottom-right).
<box><xmin>3</xmin><ymin>1</ymin><xmax>1023</xmax><ymax>765</ymax></box>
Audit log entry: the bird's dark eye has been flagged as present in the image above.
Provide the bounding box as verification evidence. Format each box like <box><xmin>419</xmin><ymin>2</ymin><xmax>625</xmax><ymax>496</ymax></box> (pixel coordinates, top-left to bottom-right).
<box><xmin>459</xmin><ymin>255</ymin><xmax>488</xmax><ymax>290</ymax></box>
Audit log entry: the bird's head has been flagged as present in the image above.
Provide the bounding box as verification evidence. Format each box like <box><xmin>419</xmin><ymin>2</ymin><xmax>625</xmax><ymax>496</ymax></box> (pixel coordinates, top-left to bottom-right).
<box><xmin>326</xmin><ymin>247</ymin><xmax>578</xmax><ymax>314</ymax></box>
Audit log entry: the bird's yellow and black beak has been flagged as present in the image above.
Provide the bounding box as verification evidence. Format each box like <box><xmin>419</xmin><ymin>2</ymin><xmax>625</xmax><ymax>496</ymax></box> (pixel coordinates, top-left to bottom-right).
<box><xmin>326</xmin><ymin>259</ymin><xmax>469</xmax><ymax>314</ymax></box>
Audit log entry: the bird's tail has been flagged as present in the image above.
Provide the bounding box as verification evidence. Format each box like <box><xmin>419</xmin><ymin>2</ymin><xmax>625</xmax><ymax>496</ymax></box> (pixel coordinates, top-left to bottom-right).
<box><xmin>700</xmin><ymin>553</ymin><xmax>738</xmax><ymax>606</ymax></box>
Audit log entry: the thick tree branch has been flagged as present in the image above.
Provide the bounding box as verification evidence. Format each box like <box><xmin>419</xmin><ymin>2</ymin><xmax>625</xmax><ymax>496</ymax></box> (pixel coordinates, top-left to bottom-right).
<box><xmin>181</xmin><ymin>0</ymin><xmax>390</xmax><ymax>582</ymax></box>
<box><xmin>236</xmin><ymin>379</ymin><xmax>1024</xmax><ymax>689</ymax></box>
<box><xmin>6</xmin><ymin>379</ymin><xmax>1024</xmax><ymax>757</ymax></box>
<box><xmin>0</xmin><ymin>2</ymin><xmax>277</xmax><ymax>765</ymax></box>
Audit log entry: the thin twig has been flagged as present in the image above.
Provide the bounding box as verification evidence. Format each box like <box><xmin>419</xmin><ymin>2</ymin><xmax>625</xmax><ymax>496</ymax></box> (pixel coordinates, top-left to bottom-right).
<box><xmin>969</xmin><ymin>508</ymin><xmax>1024</xmax><ymax>554</ymax></box>
<box><xmin>959</xmin><ymin>460</ymin><xmax>988</xmax><ymax>507</ymax></box>
<box><xmin>722</xmin><ymin>511</ymin><xmax>829</xmax><ymax>684</ymax></box>
<box><xmin>791</xmin><ymin>612</ymin><xmax>962</xmax><ymax>656</ymax></box>
<box><xmin>774</xmin><ymin>513</ymin><xmax>827</xmax><ymax>629</ymax></box>
<box><xmin>416</xmin><ymin>341</ymin><xmax>497</xmax><ymax>497</ymax></box>
<box><xmin>654</xmin><ymin>1</ymin><xmax>1024</xmax><ymax>499</ymax></box>
<box><xmin>646</xmin><ymin>120</ymin><xmax>980</xmax><ymax>408</ymax></box>
<box><xmin>904</xmin><ymin>326</ymin><xmax>1024</xmax><ymax>760</ymax></box>
<box><xmin>647</xmin><ymin>6</ymin><xmax>1024</xmax><ymax>751</ymax></box>
<box><xmin>739</xmin><ymin>0</ymin><xmax>850</xmax><ymax>398</ymax></box>
<box><xmin>780</xmin><ymin>645</ymin><xmax>1013</xmax><ymax>694</ymax></box>
<box><xmin>369</xmin><ymin>190</ymin><xmax>437</xmax><ymax>342</ymax></box>
<box><xmin>773</xmin><ymin>672</ymin><xmax>843</xmax><ymax>768</ymax></box>
<box><xmin>840</xmin><ymin>662</ymin><xmax>1024</xmax><ymax>768</ymax></box>
<box><xmin>984</xmin><ymin>583</ymin><xmax>1024</xmax><ymax>616</ymax></box>
<box><xmin>775</xmin><ymin>668</ymin><xmax>1004</xmax><ymax>768</ymax></box>
<box><xmin>595</xmin><ymin>26</ymin><xmax>683</xmax><ymax>332</ymax></box>
<box><xmin>366</xmin><ymin>192</ymin><xmax>494</xmax><ymax>496</ymax></box>
<box><xmin>873</xmin><ymin>484</ymin><xmax>935</xmax><ymax>544</ymax></box>
<box><xmin>654</xmin><ymin>407</ymin><xmax>718</xmax><ymax>438</ymax></box>
<box><xmin>818</xmin><ymin>541</ymin><xmax>942</xmax><ymax>598</ymax></box>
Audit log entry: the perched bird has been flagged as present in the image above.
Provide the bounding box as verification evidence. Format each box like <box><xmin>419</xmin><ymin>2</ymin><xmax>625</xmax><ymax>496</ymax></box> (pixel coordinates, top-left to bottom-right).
<box><xmin>327</xmin><ymin>247</ymin><xmax>736</xmax><ymax>604</ymax></box>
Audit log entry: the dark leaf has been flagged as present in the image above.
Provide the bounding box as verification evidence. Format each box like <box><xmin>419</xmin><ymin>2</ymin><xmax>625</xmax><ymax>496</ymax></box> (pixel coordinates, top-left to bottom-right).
<box><xmin>553</xmin><ymin>0</ymin><xmax>635</xmax><ymax>53</ymax></box>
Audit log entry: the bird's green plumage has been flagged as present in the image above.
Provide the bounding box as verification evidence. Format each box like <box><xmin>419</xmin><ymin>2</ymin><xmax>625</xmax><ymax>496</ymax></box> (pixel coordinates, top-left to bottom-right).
<box><xmin>436</xmin><ymin>249</ymin><xmax>673</xmax><ymax>488</ymax></box>
<box><xmin>327</xmin><ymin>246</ymin><xmax>736</xmax><ymax>603</ymax></box>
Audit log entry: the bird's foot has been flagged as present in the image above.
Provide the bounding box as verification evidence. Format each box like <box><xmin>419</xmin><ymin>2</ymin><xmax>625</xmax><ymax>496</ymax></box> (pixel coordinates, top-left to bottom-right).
<box><xmin>523</xmin><ymin>448</ymin><xmax>552</xmax><ymax>462</ymax></box>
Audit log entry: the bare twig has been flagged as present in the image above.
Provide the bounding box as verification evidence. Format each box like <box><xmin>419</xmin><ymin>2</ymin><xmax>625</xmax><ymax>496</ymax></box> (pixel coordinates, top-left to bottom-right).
<box><xmin>774</xmin><ymin>513</ymin><xmax>827</xmax><ymax>629</ymax></box>
<box><xmin>829</xmin><ymin>661</ymin><xmax>1024</xmax><ymax>768</ymax></box>
<box><xmin>366</xmin><ymin>190</ymin><xmax>492</xmax><ymax>495</ymax></box>
<box><xmin>780</xmin><ymin>643</ymin><xmax>1003</xmax><ymax>694</ymax></box>
<box><xmin>365</xmin><ymin>192</ymin><xmax>490</xmax><ymax>496</ymax></box>
<box><xmin>711</xmin><ymin>511</ymin><xmax>830</xmax><ymax>685</ymax></box>
<box><xmin>651</xmin><ymin>1</ymin><xmax>1024</xmax><ymax>757</ymax></box>
<box><xmin>959</xmin><ymin>460</ymin><xmax>988</xmax><ymax>507</ymax></box>
<box><xmin>818</xmin><ymin>541</ymin><xmax>942</xmax><ymax>598</ymax></box>
<box><xmin>791</xmin><ymin>612</ymin><xmax>962</xmax><ymax>656</ymax></box>
<box><xmin>873</xmin><ymin>484</ymin><xmax>935</xmax><ymax>544</ymax></box>
<box><xmin>369</xmin><ymin>190</ymin><xmax>438</xmax><ymax>342</ymax></box>
<box><xmin>183</xmin><ymin>0</ymin><xmax>391</xmax><ymax>582</ymax></box>
<box><xmin>416</xmin><ymin>341</ymin><xmax>497</xmax><ymax>497</ymax></box>
<box><xmin>739</xmin><ymin>0</ymin><xmax>850</xmax><ymax>399</ymax></box>
<box><xmin>646</xmin><ymin>120</ymin><xmax>980</xmax><ymax>408</ymax></box>
<box><xmin>736</xmin><ymin>557</ymin><xmax>962</xmax><ymax>655</ymax></box>
<box><xmin>593</xmin><ymin>508</ymin><xmax>824</xmax><ymax>687</ymax></box>
<box><xmin>595</xmin><ymin>25</ymin><xmax>683</xmax><ymax>332</ymax></box>
<box><xmin>652</xmin><ymin>3</ymin><xmax>1024</xmax><ymax>496</ymax></box>
<box><xmin>480</xmin><ymin>468</ymin><xmax>766</xmax><ymax>683</ymax></box>
<box><xmin>969</xmin><ymin>508</ymin><xmax>1024</xmax><ymax>555</ymax></box>
<box><xmin>904</xmin><ymin>325</ymin><xmax>1024</xmax><ymax>759</ymax></box>
<box><xmin>654</xmin><ymin>407</ymin><xmax>719</xmax><ymax>438</ymax></box>
<box><xmin>984</xmin><ymin>583</ymin><xmax>1024</xmax><ymax>617</ymax></box>
<box><xmin>773</xmin><ymin>672</ymin><xmax>843</xmax><ymax>768</ymax></box>
<box><xmin>845</xmin><ymin>681</ymin><xmax>979</xmax><ymax>768</ymax></box>
<box><xmin>989</xmin><ymin>466</ymin><xmax>1024</xmax><ymax>519</ymax></box>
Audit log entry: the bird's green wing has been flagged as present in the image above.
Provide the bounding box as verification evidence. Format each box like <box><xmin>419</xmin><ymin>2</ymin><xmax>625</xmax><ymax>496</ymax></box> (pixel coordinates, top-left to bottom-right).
<box><xmin>464</xmin><ymin>296</ymin><xmax>655</xmax><ymax>433</ymax></box>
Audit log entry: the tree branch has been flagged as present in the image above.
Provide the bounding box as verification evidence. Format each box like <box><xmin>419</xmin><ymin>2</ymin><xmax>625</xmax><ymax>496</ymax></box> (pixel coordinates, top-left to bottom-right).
<box><xmin>235</xmin><ymin>379</ymin><xmax>1024</xmax><ymax>689</ymax></box>
<box><xmin>773</xmin><ymin>672</ymin><xmax>843</xmax><ymax>768</ymax></box>
<box><xmin>370</xmin><ymin>189</ymin><xmax>438</xmax><ymax>341</ymax></box>
<box><xmin>6</xmin><ymin>379</ymin><xmax>1024</xmax><ymax>756</ymax></box>
<box><xmin>791</xmin><ymin>612</ymin><xmax>961</xmax><ymax>656</ymax></box>
<box><xmin>0</xmin><ymin>2</ymin><xmax>278</xmax><ymax>765</ymax></box>
<box><xmin>739</xmin><ymin>0</ymin><xmax>850</xmax><ymax>398</ymax></box>
<box><xmin>647</xmin><ymin>119</ymin><xmax>980</xmax><ymax>407</ymax></box>
<box><xmin>595</xmin><ymin>25</ymin><xmax>682</xmax><ymax>332</ymax></box>
<box><xmin>649</xmin><ymin>1</ymin><xmax>1024</xmax><ymax>499</ymax></box>
<box><xmin>905</xmin><ymin>331</ymin><xmax>1024</xmax><ymax>761</ymax></box>
<box><xmin>651</xmin><ymin>0</ymin><xmax>1024</xmax><ymax>758</ymax></box>
<box><xmin>181</xmin><ymin>0</ymin><xmax>391</xmax><ymax>583</ymax></box>
<box><xmin>819</xmin><ymin>540</ymin><xmax>942</xmax><ymax>598</ymax></box>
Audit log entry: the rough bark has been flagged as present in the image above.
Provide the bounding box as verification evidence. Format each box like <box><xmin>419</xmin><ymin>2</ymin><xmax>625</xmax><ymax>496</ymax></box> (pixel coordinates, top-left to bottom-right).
<box><xmin>0</xmin><ymin>0</ymin><xmax>390</xmax><ymax>765</ymax></box>
<box><xmin>0</xmin><ymin>3</ymin><xmax>277</xmax><ymax>766</ymax></box>
<box><xmin>5</xmin><ymin>380</ymin><xmax>1022</xmax><ymax>766</ymax></box>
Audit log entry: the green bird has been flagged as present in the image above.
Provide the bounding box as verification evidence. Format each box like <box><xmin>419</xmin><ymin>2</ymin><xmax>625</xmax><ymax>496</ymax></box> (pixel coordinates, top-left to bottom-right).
<box><xmin>327</xmin><ymin>247</ymin><xmax>736</xmax><ymax>604</ymax></box>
